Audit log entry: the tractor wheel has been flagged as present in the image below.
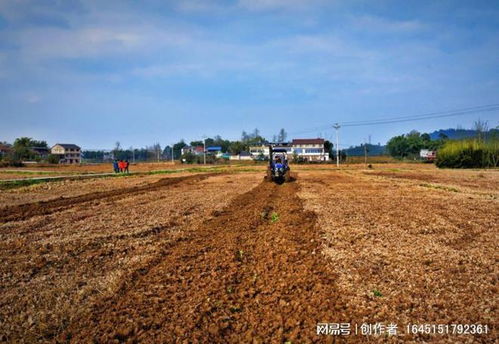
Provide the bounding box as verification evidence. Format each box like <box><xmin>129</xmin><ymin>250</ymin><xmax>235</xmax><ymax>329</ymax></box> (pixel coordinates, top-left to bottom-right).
<box><xmin>265</xmin><ymin>168</ymin><xmax>273</xmax><ymax>181</ymax></box>
<box><xmin>284</xmin><ymin>170</ymin><xmax>291</xmax><ymax>182</ymax></box>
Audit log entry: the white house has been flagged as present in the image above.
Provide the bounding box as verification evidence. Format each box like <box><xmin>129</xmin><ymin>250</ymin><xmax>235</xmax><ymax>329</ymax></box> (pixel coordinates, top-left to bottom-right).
<box><xmin>51</xmin><ymin>144</ymin><xmax>81</xmax><ymax>164</ymax></box>
<box><xmin>291</xmin><ymin>139</ymin><xmax>329</xmax><ymax>161</ymax></box>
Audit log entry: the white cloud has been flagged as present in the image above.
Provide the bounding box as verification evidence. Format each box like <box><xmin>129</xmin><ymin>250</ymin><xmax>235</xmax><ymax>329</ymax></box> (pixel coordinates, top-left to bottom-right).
<box><xmin>9</xmin><ymin>24</ymin><xmax>193</xmax><ymax>60</ymax></box>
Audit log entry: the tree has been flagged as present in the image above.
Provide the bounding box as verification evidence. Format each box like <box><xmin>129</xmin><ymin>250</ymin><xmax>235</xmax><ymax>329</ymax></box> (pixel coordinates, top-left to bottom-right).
<box><xmin>324</xmin><ymin>140</ymin><xmax>333</xmax><ymax>159</ymax></box>
<box><xmin>152</xmin><ymin>143</ymin><xmax>162</xmax><ymax>161</ymax></box>
<box><xmin>228</xmin><ymin>141</ymin><xmax>246</xmax><ymax>155</ymax></box>
<box><xmin>474</xmin><ymin>119</ymin><xmax>489</xmax><ymax>142</ymax></box>
<box><xmin>12</xmin><ymin>137</ymin><xmax>36</xmax><ymax>160</ymax></box>
<box><xmin>112</xmin><ymin>141</ymin><xmax>122</xmax><ymax>160</ymax></box>
<box><xmin>277</xmin><ymin>128</ymin><xmax>287</xmax><ymax>142</ymax></box>
<box><xmin>387</xmin><ymin>135</ymin><xmax>409</xmax><ymax>158</ymax></box>
<box><xmin>173</xmin><ymin>140</ymin><xmax>187</xmax><ymax>160</ymax></box>
<box><xmin>163</xmin><ymin>145</ymin><xmax>173</xmax><ymax>160</ymax></box>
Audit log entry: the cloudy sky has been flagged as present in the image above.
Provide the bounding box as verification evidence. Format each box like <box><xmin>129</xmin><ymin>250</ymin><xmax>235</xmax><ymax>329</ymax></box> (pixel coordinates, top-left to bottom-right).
<box><xmin>1</xmin><ymin>0</ymin><xmax>498</xmax><ymax>149</ymax></box>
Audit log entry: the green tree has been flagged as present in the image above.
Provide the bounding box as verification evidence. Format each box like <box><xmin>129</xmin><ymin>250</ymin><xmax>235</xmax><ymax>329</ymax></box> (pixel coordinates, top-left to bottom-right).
<box><xmin>324</xmin><ymin>140</ymin><xmax>333</xmax><ymax>159</ymax></box>
<box><xmin>12</xmin><ymin>137</ymin><xmax>37</xmax><ymax>160</ymax></box>
<box><xmin>229</xmin><ymin>141</ymin><xmax>246</xmax><ymax>154</ymax></box>
<box><xmin>387</xmin><ymin>135</ymin><xmax>409</xmax><ymax>158</ymax></box>
<box><xmin>173</xmin><ymin>140</ymin><xmax>187</xmax><ymax>160</ymax></box>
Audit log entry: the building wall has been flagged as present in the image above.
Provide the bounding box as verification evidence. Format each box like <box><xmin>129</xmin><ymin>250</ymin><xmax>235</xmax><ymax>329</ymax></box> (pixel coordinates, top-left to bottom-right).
<box><xmin>51</xmin><ymin>145</ymin><xmax>81</xmax><ymax>164</ymax></box>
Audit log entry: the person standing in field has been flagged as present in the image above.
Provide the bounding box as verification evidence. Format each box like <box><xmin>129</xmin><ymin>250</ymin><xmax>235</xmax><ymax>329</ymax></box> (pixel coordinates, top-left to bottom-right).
<box><xmin>125</xmin><ymin>160</ymin><xmax>130</xmax><ymax>173</ymax></box>
<box><xmin>118</xmin><ymin>160</ymin><xmax>124</xmax><ymax>173</ymax></box>
<box><xmin>113</xmin><ymin>160</ymin><xmax>119</xmax><ymax>173</ymax></box>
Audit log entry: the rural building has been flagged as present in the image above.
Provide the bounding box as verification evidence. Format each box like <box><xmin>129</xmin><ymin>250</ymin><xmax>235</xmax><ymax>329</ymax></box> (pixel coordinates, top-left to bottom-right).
<box><xmin>420</xmin><ymin>149</ymin><xmax>436</xmax><ymax>161</ymax></box>
<box><xmin>229</xmin><ymin>151</ymin><xmax>253</xmax><ymax>160</ymax></box>
<box><xmin>51</xmin><ymin>144</ymin><xmax>81</xmax><ymax>164</ymax></box>
<box><xmin>249</xmin><ymin>140</ymin><xmax>329</xmax><ymax>161</ymax></box>
<box><xmin>206</xmin><ymin>146</ymin><xmax>223</xmax><ymax>158</ymax></box>
<box><xmin>31</xmin><ymin>146</ymin><xmax>49</xmax><ymax>158</ymax></box>
<box><xmin>0</xmin><ymin>143</ymin><xmax>12</xmax><ymax>157</ymax></box>
<box><xmin>291</xmin><ymin>138</ymin><xmax>329</xmax><ymax>161</ymax></box>
<box><xmin>181</xmin><ymin>146</ymin><xmax>204</xmax><ymax>156</ymax></box>
<box><xmin>206</xmin><ymin>146</ymin><xmax>222</xmax><ymax>153</ymax></box>
<box><xmin>249</xmin><ymin>145</ymin><xmax>270</xmax><ymax>159</ymax></box>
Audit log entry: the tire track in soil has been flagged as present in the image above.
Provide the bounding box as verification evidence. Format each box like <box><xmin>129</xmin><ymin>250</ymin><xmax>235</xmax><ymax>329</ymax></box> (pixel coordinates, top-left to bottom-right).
<box><xmin>0</xmin><ymin>173</ymin><xmax>220</xmax><ymax>223</ymax></box>
<box><xmin>63</xmin><ymin>177</ymin><xmax>348</xmax><ymax>343</ymax></box>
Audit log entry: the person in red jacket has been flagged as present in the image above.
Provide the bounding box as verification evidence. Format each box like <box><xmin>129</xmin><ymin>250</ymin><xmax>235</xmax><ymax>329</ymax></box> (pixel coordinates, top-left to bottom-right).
<box><xmin>118</xmin><ymin>160</ymin><xmax>124</xmax><ymax>173</ymax></box>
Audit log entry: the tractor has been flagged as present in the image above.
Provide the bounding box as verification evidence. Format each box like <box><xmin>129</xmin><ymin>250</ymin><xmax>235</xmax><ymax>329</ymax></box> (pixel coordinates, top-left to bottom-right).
<box><xmin>266</xmin><ymin>145</ymin><xmax>291</xmax><ymax>183</ymax></box>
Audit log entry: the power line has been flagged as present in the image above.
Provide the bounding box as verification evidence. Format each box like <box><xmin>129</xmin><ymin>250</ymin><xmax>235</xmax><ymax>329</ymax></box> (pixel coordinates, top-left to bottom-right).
<box><xmin>340</xmin><ymin>104</ymin><xmax>499</xmax><ymax>127</ymax></box>
<box><xmin>288</xmin><ymin>103</ymin><xmax>499</xmax><ymax>136</ymax></box>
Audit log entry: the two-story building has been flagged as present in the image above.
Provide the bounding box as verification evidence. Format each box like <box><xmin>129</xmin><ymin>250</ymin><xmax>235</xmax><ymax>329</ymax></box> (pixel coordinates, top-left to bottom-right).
<box><xmin>51</xmin><ymin>144</ymin><xmax>81</xmax><ymax>164</ymax></box>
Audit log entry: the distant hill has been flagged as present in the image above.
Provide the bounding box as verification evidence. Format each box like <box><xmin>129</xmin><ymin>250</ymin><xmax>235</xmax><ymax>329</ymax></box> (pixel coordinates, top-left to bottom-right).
<box><xmin>345</xmin><ymin>143</ymin><xmax>387</xmax><ymax>156</ymax></box>
<box><xmin>429</xmin><ymin>128</ymin><xmax>499</xmax><ymax>140</ymax></box>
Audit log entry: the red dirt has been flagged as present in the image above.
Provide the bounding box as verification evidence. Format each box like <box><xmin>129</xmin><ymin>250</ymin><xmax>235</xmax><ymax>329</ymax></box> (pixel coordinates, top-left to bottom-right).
<box><xmin>62</xmin><ymin>178</ymin><xmax>347</xmax><ymax>343</ymax></box>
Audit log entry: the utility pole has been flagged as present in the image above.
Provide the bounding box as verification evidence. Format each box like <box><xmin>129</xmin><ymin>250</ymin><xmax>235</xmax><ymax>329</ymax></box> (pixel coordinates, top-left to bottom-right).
<box><xmin>203</xmin><ymin>137</ymin><xmax>206</xmax><ymax>165</ymax></box>
<box><xmin>333</xmin><ymin>123</ymin><xmax>340</xmax><ymax>167</ymax></box>
<box><xmin>171</xmin><ymin>144</ymin><xmax>174</xmax><ymax>164</ymax></box>
<box><xmin>364</xmin><ymin>139</ymin><xmax>367</xmax><ymax>164</ymax></box>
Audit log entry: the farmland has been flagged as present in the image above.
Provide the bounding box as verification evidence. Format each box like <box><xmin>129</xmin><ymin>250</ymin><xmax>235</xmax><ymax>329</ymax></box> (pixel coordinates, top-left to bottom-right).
<box><xmin>0</xmin><ymin>163</ymin><xmax>497</xmax><ymax>343</ymax></box>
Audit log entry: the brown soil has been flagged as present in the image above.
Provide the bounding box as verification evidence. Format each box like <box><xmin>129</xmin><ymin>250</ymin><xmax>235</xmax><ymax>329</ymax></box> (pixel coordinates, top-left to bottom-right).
<box><xmin>0</xmin><ymin>166</ymin><xmax>496</xmax><ymax>343</ymax></box>
<box><xmin>0</xmin><ymin>173</ymin><xmax>261</xmax><ymax>343</ymax></box>
<box><xmin>364</xmin><ymin>169</ymin><xmax>499</xmax><ymax>192</ymax></box>
<box><xmin>299</xmin><ymin>170</ymin><xmax>498</xmax><ymax>343</ymax></box>
<box><xmin>0</xmin><ymin>174</ymin><xmax>172</xmax><ymax>207</ymax></box>
<box><xmin>62</xmin><ymin>177</ymin><xmax>346</xmax><ymax>343</ymax></box>
<box><xmin>0</xmin><ymin>174</ymin><xmax>218</xmax><ymax>223</ymax></box>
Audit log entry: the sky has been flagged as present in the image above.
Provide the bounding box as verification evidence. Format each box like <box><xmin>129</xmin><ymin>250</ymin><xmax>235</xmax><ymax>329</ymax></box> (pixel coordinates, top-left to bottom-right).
<box><xmin>0</xmin><ymin>0</ymin><xmax>498</xmax><ymax>150</ymax></box>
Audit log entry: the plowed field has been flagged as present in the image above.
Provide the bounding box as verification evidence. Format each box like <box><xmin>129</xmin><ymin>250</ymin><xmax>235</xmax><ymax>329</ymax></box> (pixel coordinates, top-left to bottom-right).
<box><xmin>0</xmin><ymin>166</ymin><xmax>497</xmax><ymax>343</ymax></box>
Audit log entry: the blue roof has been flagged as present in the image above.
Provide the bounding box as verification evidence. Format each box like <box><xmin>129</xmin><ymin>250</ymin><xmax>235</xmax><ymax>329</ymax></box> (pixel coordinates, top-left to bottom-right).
<box><xmin>207</xmin><ymin>146</ymin><xmax>222</xmax><ymax>151</ymax></box>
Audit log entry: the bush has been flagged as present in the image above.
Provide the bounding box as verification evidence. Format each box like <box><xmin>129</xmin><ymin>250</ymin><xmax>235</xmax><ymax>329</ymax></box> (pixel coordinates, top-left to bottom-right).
<box><xmin>0</xmin><ymin>160</ymin><xmax>25</xmax><ymax>167</ymax></box>
<box><xmin>436</xmin><ymin>139</ymin><xmax>499</xmax><ymax>168</ymax></box>
<box><xmin>47</xmin><ymin>154</ymin><xmax>60</xmax><ymax>164</ymax></box>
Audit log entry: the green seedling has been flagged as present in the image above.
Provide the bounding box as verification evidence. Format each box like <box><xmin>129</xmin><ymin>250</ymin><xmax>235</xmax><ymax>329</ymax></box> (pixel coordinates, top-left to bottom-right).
<box><xmin>235</xmin><ymin>249</ymin><xmax>244</xmax><ymax>262</ymax></box>
<box><xmin>373</xmin><ymin>289</ymin><xmax>383</xmax><ymax>297</ymax></box>
<box><xmin>270</xmin><ymin>212</ymin><xmax>279</xmax><ymax>223</ymax></box>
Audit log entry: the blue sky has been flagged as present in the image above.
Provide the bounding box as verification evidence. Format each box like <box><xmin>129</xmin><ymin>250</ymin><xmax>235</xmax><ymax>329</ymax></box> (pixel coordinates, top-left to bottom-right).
<box><xmin>1</xmin><ymin>0</ymin><xmax>498</xmax><ymax>149</ymax></box>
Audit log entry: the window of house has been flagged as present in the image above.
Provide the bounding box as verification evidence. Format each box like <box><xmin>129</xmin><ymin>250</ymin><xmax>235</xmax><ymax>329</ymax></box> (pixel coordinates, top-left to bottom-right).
<box><xmin>305</xmin><ymin>148</ymin><xmax>323</xmax><ymax>154</ymax></box>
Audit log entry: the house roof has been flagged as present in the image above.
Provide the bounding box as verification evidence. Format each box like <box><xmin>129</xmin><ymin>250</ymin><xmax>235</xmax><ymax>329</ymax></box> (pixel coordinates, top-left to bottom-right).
<box><xmin>207</xmin><ymin>146</ymin><xmax>222</xmax><ymax>151</ymax></box>
<box><xmin>0</xmin><ymin>144</ymin><xmax>12</xmax><ymax>152</ymax></box>
<box><xmin>53</xmin><ymin>143</ymin><xmax>81</xmax><ymax>150</ymax></box>
<box><xmin>292</xmin><ymin>138</ymin><xmax>325</xmax><ymax>145</ymax></box>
